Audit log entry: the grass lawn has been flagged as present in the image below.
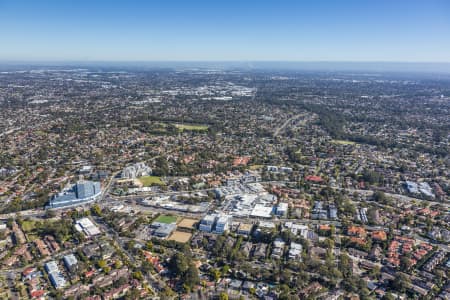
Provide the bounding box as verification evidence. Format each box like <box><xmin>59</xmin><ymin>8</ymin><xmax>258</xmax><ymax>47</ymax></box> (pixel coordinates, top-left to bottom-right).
<box><xmin>174</xmin><ymin>124</ymin><xmax>209</xmax><ymax>132</ymax></box>
<box><xmin>35</xmin><ymin>130</ymin><xmax>46</xmax><ymax>136</ymax></box>
<box><xmin>21</xmin><ymin>220</ymin><xmax>37</xmax><ymax>232</ymax></box>
<box><xmin>26</xmin><ymin>234</ymin><xmax>39</xmax><ymax>242</ymax></box>
<box><xmin>331</xmin><ymin>139</ymin><xmax>356</xmax><ymax>145</ymax></box>
<box><xmin>248</xmin><ymin>164</ymin><xmax>264</xmax><ymax>170</ymax></box>
<box><xmin>138</xmin><ymin>176</ymin><xmax>165</xmax><ymax>187</ymax></box>
<box><xmin>154</xmin><ymin>215</ymin><xmax>178</xmax><ymax>224</ymax></box>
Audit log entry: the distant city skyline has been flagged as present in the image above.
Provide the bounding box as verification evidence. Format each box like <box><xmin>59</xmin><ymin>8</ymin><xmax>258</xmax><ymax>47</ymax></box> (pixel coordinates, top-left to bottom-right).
<box><xmin>1</xmin><ymin>0</ymin><xmax>450</xmax><ymax>62</ymax></box>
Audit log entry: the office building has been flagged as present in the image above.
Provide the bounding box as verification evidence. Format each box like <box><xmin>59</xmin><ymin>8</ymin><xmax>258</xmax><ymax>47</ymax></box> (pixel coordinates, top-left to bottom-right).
<box><xmin>121</xmin><ymin>162</ymin><xmax>152</xmax><ymax>179</ymax></box>
<box><xmin>47</xmin><ymin>180</ymin><xmax>101</xmax><ymax>209</ymax></box>
<box><xmin>45</xmin><ymin>261</ymin><xmax>66</xmax><ymax>289</ymax></box>
<box><xmin>215</xmin><ymin>215</ymin><xmax>231</xmax><ymax>234</ymax></box>
<box><xmin>74</xmin><ymin>218</ymin><xmax>101</xmax><ymax>237</ymax></box>
<box><xmin>63</xmin><ymin>254</ymin><xmax>78</xmax><ymax>272</ymax></box>
<box><xmin>276</xmin><ymin>202</ymin><xmax>288</xmax><ymax>216</ymax></box>
<box><xmin>199</xmin><ymin>214</ymin><xmax>216</xmax><ymax>232</ymax></box>
<box><xmin>199</xmin><ymin>214</ymin><xmax>232</xmax><ymax>234</ymax></box>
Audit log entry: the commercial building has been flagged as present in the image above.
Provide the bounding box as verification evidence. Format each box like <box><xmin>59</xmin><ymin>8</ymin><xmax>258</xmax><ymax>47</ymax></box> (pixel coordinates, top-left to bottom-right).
<box><xmin>78</xmin><ymin>165</ymin><xmax>93</xmax><ymax>174</ymax></box>
<box><xmin>311</xmin><ymin>201</ymin><xmax>327</xmax><ymax>220</ymax></box>
<box><xmin>74</xmin><ymin>218</ymin><xmax>101</xmax><ymax>237</ymax></box>
<box><xmin>250</xmin><ymin>204</ymin><xmax>274</xmax><ymax>219</ymax></box>
<box><xmin>63</xmin><ymin>254</ymin><xmax>78</xmax><ymax>272</ymax></box>
<box><xmin>199</xmin><ymin>214</ymin><xmax>216</xmax><ymax>232</ymax></box>
<box><xmin>198</xmin><ymin>214</ymin><xmax>232</xmax><ymax>234</ymax></box>
<box><xmin>418</xmin><ymin>182</ymin><xmax>435</xmax><ymax>198</ymax></box>
<box><xmin>276</xmin><ymin>202</ymin><xmax>288</xmax><ymax>216</ymax></box>
<box><xmin>254</xmin><ymin>221</ymin><xmax>276</xmax><ymax>238</ymax></box>
<box><xmin>267</xmin><ymin>166</ymin><xmax>279</xmax><ymax>172</ymax></box>
<box><xmin>215</xmin><ymin>215</ymin><xmax>231</xmax><ymax>234</ymax></box>
<box><xmin>405</xmin><ymin>181</ymin><xmax>419</xmax><ymax>194</ymax></box>
<box><xmin>329</xmin><ymin>204</ymin><xmax>338</xmax><ymax>220</ymax></box>
<box><xmin>356</xmin><ymin>208</ymin><xmax>368</xmax><ymax>223</ymax></box>
<box><xmin>311</xmin><ymin>201</ymin><xmax>338</xmax><ymax>220</ymax></box>
<box><xmin>267</xmin><ymin>166</ymin><xmax>292</xmax><ymax>173</ymax></box>
<box><xmin>284</xmin><ymin>222</ymin><xmax>308</xmax><ymax>237</ymax></box>
<box><xmin>237</xmin><ymin>223</ymin><xmax>253</xmax><ymax>236</ymax></box>
<box><xmin>153</xmin><ymin>223</ymin><xmax>177</xmax><ymax>238</ymax></box>
<box><xmin>121</xmin><ymin>162</ymin><xmax>152</xmax><ymax>179</ymax></box>
<box><xmin>45</xmin><ymin>261</ymin><xmax>66</xmax><ymax>289</ymax></box>
<box><xmin>405</xmin><ymin>181</ymin><xmax>435</xmax><ymax>198</ymax></box>
<box><xmin>150</xmin><ymin>217</ymin><xmax>177</xmax><ymax>238</ymax></box>
<box><xmin>288</xmin><ymin>242</ymin><xmax>303</xmax><ymax>261</ymax></box>
<box><xmin>47</xmin><ymin>180</ymin><xmax>101</xmax><ymax>209</ymax></box>
<box><xmin>271</xmin><ymin>238</ymin><xmax>285</xmax><ymax>259</ymax></box>
<box><xmin>45</xmin><ymin>260</ymin><xmax>59</xmax><ymax>274</ymax></box>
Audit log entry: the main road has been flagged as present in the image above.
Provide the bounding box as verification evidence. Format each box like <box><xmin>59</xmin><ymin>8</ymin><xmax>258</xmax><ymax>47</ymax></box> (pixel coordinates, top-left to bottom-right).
<box><xmin>0</xmin><ymin>175</ymin><xmax>448</xmax><ymax>251</ymax></box>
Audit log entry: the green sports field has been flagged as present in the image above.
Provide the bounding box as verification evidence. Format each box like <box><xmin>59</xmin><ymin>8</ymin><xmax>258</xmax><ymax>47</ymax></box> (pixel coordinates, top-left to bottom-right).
<box><xmin>138</xmin><ymin>176</ymin><xmax>165</xmax><ymax>186</ymax></box>
<box><xmin>331</xmin><ymin>139</ymin><xmax>356</xmax><ymax>145</ymax></box>
<box><xmin>154</xmin><ymin>215</ymin><xmax>177</xmax><ymax>224</ymax></box>
<box><xmin>174</xmin><ymin>124</ymin><xmax>209</xmax><ymax>131</ymax></box>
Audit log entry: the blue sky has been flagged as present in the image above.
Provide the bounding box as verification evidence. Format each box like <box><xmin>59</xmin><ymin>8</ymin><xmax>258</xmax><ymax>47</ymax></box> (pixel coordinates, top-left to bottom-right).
<box><xmin>0</xmin><ymin>0</ymin><xmax>449</xmax><ymax>62</ymax></box>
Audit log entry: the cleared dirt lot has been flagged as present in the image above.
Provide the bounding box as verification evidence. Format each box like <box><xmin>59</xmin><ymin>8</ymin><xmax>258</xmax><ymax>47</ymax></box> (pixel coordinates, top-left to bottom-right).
<box><xmin>177</xmin><ymin>218</ymin><xmax>198</xmax><ymax>229</ymax></box>
<box><xmin>168</xmin><ymin>231</ymin><xmax>192</xmax><ymax>243</ymax></box>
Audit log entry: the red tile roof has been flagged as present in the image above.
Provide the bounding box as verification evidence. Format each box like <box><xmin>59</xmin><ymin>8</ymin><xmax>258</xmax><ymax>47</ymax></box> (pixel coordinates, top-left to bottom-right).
<box><xmin>305</xmin><ymin>175</ymin><xmax>323</xmax><ymax>182</ymax></box>
<box><xmin>30</xmin><ymin>290</ymin><xmax>46</xmax><ymax>298</ymax></box>
<box><xmin>372</xmin><ymin>231</ymin><xmax>387</xmax><ymax>241</ymax></box>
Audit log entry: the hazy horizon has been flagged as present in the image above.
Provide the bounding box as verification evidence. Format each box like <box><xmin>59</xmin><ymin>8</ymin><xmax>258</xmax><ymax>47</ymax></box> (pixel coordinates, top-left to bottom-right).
<box><xmin>1</xmin><ymin>61</ymin><xmax>450</xmax><ymax>74</ymax></box>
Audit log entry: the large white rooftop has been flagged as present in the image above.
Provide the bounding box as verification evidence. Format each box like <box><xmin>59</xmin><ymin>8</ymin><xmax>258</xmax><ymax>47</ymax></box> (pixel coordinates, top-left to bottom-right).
<box><xmin>75</xmin><ymin>217</ymin><xmax>101</xmax><ymax>236</ymax></box>
<box><xmin>251</xmin><ymin>204</ymin><xmax>273</xmax><ymax>218</ymax></box>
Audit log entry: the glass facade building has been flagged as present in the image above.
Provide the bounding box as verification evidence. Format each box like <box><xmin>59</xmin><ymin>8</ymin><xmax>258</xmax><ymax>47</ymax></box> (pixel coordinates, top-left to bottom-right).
<box><xmin>47</xmin><ymin>181</ymin><xmax>101</xmax><ymax>209</ymax></box>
